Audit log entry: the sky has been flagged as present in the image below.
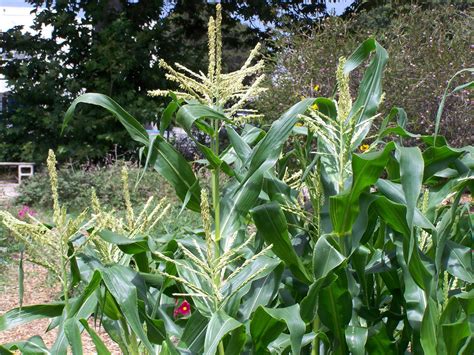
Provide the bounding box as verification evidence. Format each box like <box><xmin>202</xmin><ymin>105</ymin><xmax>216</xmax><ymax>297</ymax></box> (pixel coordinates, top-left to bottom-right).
<box><xmin>0</xmin><ymin>0</ymin><xmax>37</xmax><ymax>32</ymax></box>
<box><xmin>0</xmin><ymin>0</ymin><xmax>352</xmax><ymax>91</ymax></box>
<box><xmin>0</xmin><ymin>0</ymin><xmax>41</xmax><ymax>91</ymax></box>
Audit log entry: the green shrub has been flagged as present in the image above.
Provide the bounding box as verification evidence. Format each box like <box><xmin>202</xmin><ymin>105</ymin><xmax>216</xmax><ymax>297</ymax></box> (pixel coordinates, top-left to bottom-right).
<box><xmin>258</xmin><ymin>4</ymin><xmax>473</xmax><ymax>146</ymax></box>
<box><xmin>15</xmin><ymin>162</ymin><xmax>175</xmax><ymax>212</ymax></box>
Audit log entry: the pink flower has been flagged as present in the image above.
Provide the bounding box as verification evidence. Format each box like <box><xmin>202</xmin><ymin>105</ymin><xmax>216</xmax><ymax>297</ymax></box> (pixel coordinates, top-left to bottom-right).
<box><xmin>18</xmin><ymin>205</ymin><xmax>36</xmax><ymax>220</ymax></box>
<box><xmin>174</xmin><ymin>300</ymin><xmax>191</xmax><ymax>318</ymax></box>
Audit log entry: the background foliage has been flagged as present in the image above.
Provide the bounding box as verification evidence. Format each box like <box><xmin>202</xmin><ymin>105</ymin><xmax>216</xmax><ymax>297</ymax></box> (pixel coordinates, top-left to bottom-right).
<box><xmin>3</xmin><ymin>1</ymin><xmax>472</xmax><ymax>164</ymax></box>
<box><xmin>15</xmin><ymin>162</ymin><xmax>172</xmax><ymax>211</ymax></box>
<box><xmin>0</xmin><ymin>0</ymin><xmax>336</xmax><ymax>163</ymax></box>
<box><xmin>257</xmin><ymin>3</ymin><xmax>473</xmax><ymax>146</ymax></box>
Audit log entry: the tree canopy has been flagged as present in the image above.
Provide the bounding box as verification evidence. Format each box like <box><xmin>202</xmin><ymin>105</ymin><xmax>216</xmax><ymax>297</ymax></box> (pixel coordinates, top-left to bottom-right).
<box><xmin>0</xmin><ymin>0</ymin><xmax>337</xmax><ymax>163</ymax></box>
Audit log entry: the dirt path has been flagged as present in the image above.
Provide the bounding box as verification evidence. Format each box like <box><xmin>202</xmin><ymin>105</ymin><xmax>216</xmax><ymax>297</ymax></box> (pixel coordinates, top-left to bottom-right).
<box><xmin>0</xmin><ymin>256</ymin><xmax>121</xmax><ymax>354</ymax></box>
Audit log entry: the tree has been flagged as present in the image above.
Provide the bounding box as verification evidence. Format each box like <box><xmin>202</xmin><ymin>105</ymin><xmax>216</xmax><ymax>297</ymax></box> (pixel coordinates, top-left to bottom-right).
<box><xmin>0</xmin><ymin>0</ymin><xmax>335</xmax><ymax>164</ymax></box>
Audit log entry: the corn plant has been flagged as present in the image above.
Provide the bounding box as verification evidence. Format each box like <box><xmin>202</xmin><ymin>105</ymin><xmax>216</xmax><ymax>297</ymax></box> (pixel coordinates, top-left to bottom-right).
<box><xmin>1</xmin><ymin>4</ymin><xmax>472</xmax><ymax>354</ymax></box>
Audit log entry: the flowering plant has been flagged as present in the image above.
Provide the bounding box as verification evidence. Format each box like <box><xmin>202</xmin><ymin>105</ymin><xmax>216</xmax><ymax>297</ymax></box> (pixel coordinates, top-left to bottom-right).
<box><xmin>17</xmin><ymin>205</ymin><xmax>35</xmax><ymax>220</ymax></box>
<box><xmin>174</xmin><ymin>300</ymin><xmax>191</xmax><ymax>318</ymax></box>
<box><xmin>1</xmin><ymin>4</ymin><xmax>472</xmax><ymax>354</ymax></box>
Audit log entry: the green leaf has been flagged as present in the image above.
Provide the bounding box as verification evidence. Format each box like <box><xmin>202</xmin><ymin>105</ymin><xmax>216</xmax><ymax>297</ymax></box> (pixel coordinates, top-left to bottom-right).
<box><xmin>300</xmin><ymin>274</ymin><xmax>338</xmax><ymax>324</ymax></box>
<box><xmin>344</xmin><ymin>38</ymin><xmax>388</xmax><ymax>146</ymax></box>
<box><xmin>252</xmin><ymin>305</ymin><xmax>306</xmax><ymax>355</ymax></box>
<box><xmin>318</xmin><ymin>272</ymin><xmax>352</xmax><ymax>354</ymax></box>
<box><xmin>203</xmin><ymin>310</ymin><xmax>245</xmax><ymax>355</ymax></box>
<box><xmin>226</xmin><ymin>125</ymin><xmax>252</xmax><ymax>165</ymax></box>
<box><xmin>345</xmin><ymin>325</ymin><xmax>368</xmax><ymax>355</ymax></box>
<box><xmin>423</xmin><ymin>145</ymin><xmax>464</xmax><ymax>180</ymax></box>
<box><xmin>312</xmin><ymin>235</ymin><xmax>346</xmax><ymax>279</ymax></box>
<box><xmin>313</xmin><ymin>97</ymin><xmax>338</xmax><ymax>119</ymax></box>
<box><xmin>64</xmin><ymin>318</ymin><xmax>83</xmax><ymax>355</ymax></box>
<box><xmin>175</xmin><ymin>261</ymin><xmax>214</xmax><ymax>317</ymax></box>
<box><xmin>434</xmin><ymin>69</ymin><xmax>473</xmax><ymax>143</ymax></box>
<box><xmin>398</xmin><ymin>147</ymin><xmax>423</xmax><ymax>229</ymax></box>
<box><xmin>251</xmin><ymin>202</ymin><xmax>312</xmax><ymax>284</ymax></box>
<box><xmin>0</xmin><ymin>303</ymin><xmax>64</xmax><ymax>331</ymax></box>
<box><xmin>176</xmin><ymin>103</ymin><xmax>234</xmax><ymax>175</ymax></box>
<box><xmin>435</xmin><ymin>191</ymin><xmax>464</xmax><ymax>276</ymax></box>
<box><xmin>365</xmin><ymin>322</ymin><xmax>397</xmax><ymax>354</ymax></box>
<box><xmin>375</xmin><ymin>179</ymin><xmax>435</xmax><ymax>230</ymax></box>
<box><xmin>68</xmin><ymin>270</ymin><xmax>102</xmax><ymax>318</ymax></box>
<box><xmin>101</xmin><ymin>265</ymin><xmax>154</xmax><ymax>353</ymax></box>
<box><xmin>220</xmin><ymin>98</ymin><xmax>316</xmax><ymax>246</ymax></box>
<box><xmin>221</xmin><ymin>255</ymin><xmax>280</xmax><ymax>317</ymax></box>
<box><xmin>371</xmin><ymin>197</ymin><xmax>410</xmax><ymax>236</ymax></box>
<box><xmin>330</xmin><ymin>142</ymin><xmax>395</xmax><ymax>235</ymax></box>
<box><xmin>268</xmin><ymin>332</ymin><xmax>317</xmax><ymax>354</ymax></box>
<box><xmin>0</xmin><ymin>336</ymin><xmax>49</xmax><ymax>355</ymax></box>
<box><xmin>239</xmin><ymin>263</ymin><xmax>284</xmax><ymax>320</ymax></box>
<box><xmin>250</xmin><ymin>307</ymin><xmax>290</xmax><ymax>353</ymax></box>
<box><xmin>442</xmin><ymin>241</ymin><xmax>474</xmax><ymax>283</ymax></box>
<box><xmin>393</xmin><ymin>234</ymin><xmax>427</xmax><ymax>331</ymax></box>
<box><xmin>300</xmin><ymin>236</ymin><xmax>346</xmax><ymax>322</ymax></box>
<box><xmin>420</xmin><ymin>299</ymin><xmax>439</xmax><ymax>354</ymax></box>
<box><xmin>160</xmin><ymin>100</ymin><xmax>179</xmax><ymax>133</ymax></box>
<box><xmin>180</xmin><ymin>311</ymin><xmax>208</xmax><ymax>353</ymax></box>
<box><xmin>63</xmin><ymin>93</ymin><xmax>201</xmax><ymax>212</ymax></box>
<box><xmin>51</xmin><ymin>290</ymin><xmax>100</xmax><ymax>354</ymax></box>
<box><xmin>440</xmin><ymin>297</ymin><xmax>474</xmax><ymax>355</ymax></box>
<box><xmin>79</xmin><ymin>319</ymin><xmax>111</xmax><ymax>355</ymax></box>
<box><xmin>63</xmin><ymin>93</ymin><xmax>147</xmax><ymax>142</ymax></box>
<box><xmin>143</xmin><ymin>315</ymin><xmax>166</xmax><ymax>345</ymax></box>
<box><xmin>97</xmin><ymin>230</ymin><xmax>149</xmax><ymax>254</ymax></box>
<box><xmin>149</xmin><ymin>134</ymin><xmax>201</xmax><ymax>212</ymax></box>
<box><xmin>176</xmin><ymin>103</ymin><xmax>228</xmax><ymax>131</ymax></box>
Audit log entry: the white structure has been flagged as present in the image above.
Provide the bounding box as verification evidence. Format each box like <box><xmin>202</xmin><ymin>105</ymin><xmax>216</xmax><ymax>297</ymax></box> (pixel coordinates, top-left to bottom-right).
<box><xmin>0</xmin><ymin>162</ymin><xmax>34</xmax><ymax>184</ymax></box>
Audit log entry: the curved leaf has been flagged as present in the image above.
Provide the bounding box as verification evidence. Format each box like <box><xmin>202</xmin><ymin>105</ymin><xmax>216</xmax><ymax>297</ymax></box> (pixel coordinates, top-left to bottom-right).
<box><xmin>345</xmin><ymin>325</ymin><xmax>368</xmax><ymax>355</ymax></box>
<box><xmin>318</xmin><ymin>272</ymin><xmax>351</xmax><ymax>354</ymax></box>
<box><xmin>239</xmin><ymin>262</ymin><xmax>284</xmax><ymax>320</ymax></box>
<box><xmin>330</xmin><ymin>142</ymin><xmax>395</xmax><ymax>235</ymax></box>
<box><xmin>62</xmin><ymin>93</ymin><xmax>201</xmax><ymax>211</ymax></box>
<box><xmin>101</xmin><ymin>265</ymin><xmax>154</xmax><ymax>353</ymax></box>
<box><xmin>203</xmin><ymin>310</ymin><xmax>245</xmax><ymax>355</ymax></box>
<box><xmin>442</xmin><ymin>241</ymin><xmax>474</xmax><ymax>283</ymax></box>
<box><xmin>64</xmin><ymin>318</ymin><xmax>83</xmax><ymax>355</ymax></box>
<box><xmin>79</xmin><ymin>319</ymin><xmax>111</xmax><ymax>355</ymax></box>
<box><xmin>344</xmin><ymin>38</ymin><xmax>388</xmax><ymax>146</ymax></box>
<box><xmin>251</xmin><ymin>202</ymin><xmax>312</xmax><ymax>284</ymax></box>
<box><xmin>252</xmin><ymin>305</ymin><xmax>305</xmax><ymax>355</ymax></box>
<box><xmin>312</xmin><ymin>235</ymin><xmax>346</xmax><ymax>279</ymax></box>
<box><xmin>180</xmin><ymin>311</ymin><xmax>208</xmax><ymax>353</ymax></box>
<box><xmin>220</xmin><ymin>98</ymin><xmax>316</xmax><ymax>247</ymax></box>
<box><xmin>160</xmin><ymin>100</ymin><xmax>179</xmax><ymax>133</ymax></box>
<box><xmin>176</xmin><ymin>103</ymin><xmax>234</xmax><ymax>175</ymax></box>
<box><xmin>250</xmin><ymin>307</ymin><xmax>286</xmax><ymax>353</ymax></box>
<box><xmin>0</xmin><ymin>336</ymin><xmax>49</xmax><ymax>354</ymax></box>
<box><xmin>0</xmin><ymin>303</ymin><xmax>64</xmax><ymax>331</ymax></box>
<box><xmin>97</xmin><ymin>230</ymin><xmax>149</xmax><ymax>254</ymax></box>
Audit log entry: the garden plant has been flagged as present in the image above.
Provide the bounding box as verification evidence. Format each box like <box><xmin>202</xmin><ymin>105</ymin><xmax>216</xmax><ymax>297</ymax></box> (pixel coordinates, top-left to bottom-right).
<box><xmin>0</xmin><ymin>5</ymin><xmax>472</xmax><ymax>354</ymax></box>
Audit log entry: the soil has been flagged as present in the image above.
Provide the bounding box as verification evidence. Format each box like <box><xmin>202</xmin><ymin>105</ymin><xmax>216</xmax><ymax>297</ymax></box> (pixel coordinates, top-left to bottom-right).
<box><xmin>0</xmin><ymin>256</ymin><xmax>121</xmax><ymax>354</ymax></box>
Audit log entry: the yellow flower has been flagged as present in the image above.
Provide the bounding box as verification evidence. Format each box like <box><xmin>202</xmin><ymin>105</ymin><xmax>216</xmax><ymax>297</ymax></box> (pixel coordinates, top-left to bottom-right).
<box><xmin>300</xmin><ymin>95</ymin><xmax>306</xmax><ymax>101</ymax></box>
<box><xmin>311</xmin><ymin>103</ymin><xmax>319</xmax><ymax>111</ymax></box>
<box><xmin>295</xmin><ymin>122</ymin><xmax>304</xmax><ymax>127</ymax></box>
<box><xmin>313</xmin><ymin>84</ymin><xmax>320</xmax><ymax>92</ymax></box>
<box><xmin>359</xmin><ymin>144</ymin><xmax>370</xmax><ymax>152</ymax></box>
